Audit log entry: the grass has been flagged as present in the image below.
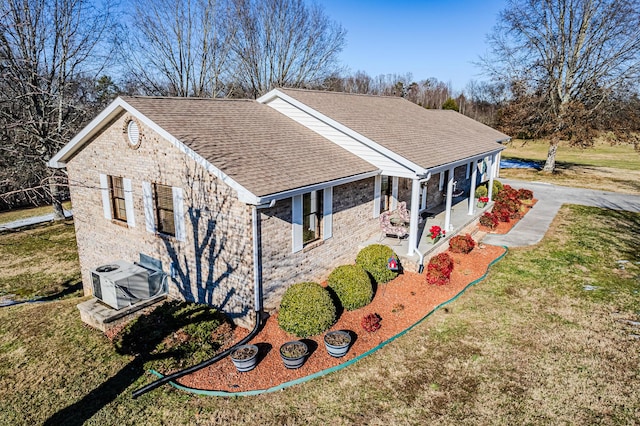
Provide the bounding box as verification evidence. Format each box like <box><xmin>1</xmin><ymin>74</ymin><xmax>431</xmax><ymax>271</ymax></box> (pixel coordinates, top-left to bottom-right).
<box><xmin>500</xmin><ymin>139</ymin><xmax>640</xmax><ymax>193</ymax></box>
<box><xmin>1</xmin><ymin>205</ymin><xmax>639</xmax><ymax>425</ymax></box>
<box><xmin>113</xmin><ymin>300</ymin><xmax>234</xmax><ymax>373</ymax></box>
<box><xmin>0</xmin><ymin>201</ymin><xmax>72</xmax><ymax>225</ymax></box>
<box><xmin>0</xmin><ymin>220</ymin><xmax>81</xmax><ymax>300</ymax></box>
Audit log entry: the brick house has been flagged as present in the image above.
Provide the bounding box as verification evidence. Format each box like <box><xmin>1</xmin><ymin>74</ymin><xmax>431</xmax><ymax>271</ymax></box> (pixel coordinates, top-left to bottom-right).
<box><xmin>49</xmin><ymin>89</ymin><xmax>508</xmax><ymax>328</ymax></box>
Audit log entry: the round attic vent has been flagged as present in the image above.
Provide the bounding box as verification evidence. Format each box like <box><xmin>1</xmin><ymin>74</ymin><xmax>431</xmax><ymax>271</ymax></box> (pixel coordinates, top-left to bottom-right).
<box><xmin>127</xmin><ymin>120</ymin><xmax>140</xmax><ymax>147</ymax></box>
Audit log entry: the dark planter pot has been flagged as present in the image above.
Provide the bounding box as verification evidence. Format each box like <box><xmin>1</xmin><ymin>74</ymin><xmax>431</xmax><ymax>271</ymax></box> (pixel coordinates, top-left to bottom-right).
<box><xmin>324</xmin><ymin>330</ymin><xmax>352</xmax><ymax>358</ymax></box>
<box><xmin>230</xmin><ymin>344</ymin><xmax>259</xmax><ymax>372</ymax></box>
<box><xmin>279</xmin><ymin>340</ymin><xmax>308</xmax><ymax>369</ymax></box>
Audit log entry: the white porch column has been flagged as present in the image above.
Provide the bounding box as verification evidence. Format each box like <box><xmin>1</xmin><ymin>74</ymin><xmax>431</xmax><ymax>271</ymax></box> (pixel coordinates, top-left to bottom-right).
<box><xmin>444</xmin><ymin>167</ymin><xmax>454</xmax><ymax>231</ymax></box>
<box><xmin>407</xmin><ymin>178</ymin><xmax>421</xmax><ymax>256</ymax></box>
<box><xmin>487</xmin><ymin>155</ymin><xmax>495</xmax><ymax>201</ymax></box>
<box><xmin>468</xmin><ymin>159</ymin><xmax>478</xmax><ymax>215</ymax></box>
<box><xmin>496</xmin><ymin>151</ymin><xmax>502</xmax><ymax>178</ymax></box>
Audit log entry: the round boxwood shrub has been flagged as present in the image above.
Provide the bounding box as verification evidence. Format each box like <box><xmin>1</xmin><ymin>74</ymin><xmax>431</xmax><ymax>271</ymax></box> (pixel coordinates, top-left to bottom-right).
<box><xmin>328</xmin><ymin>264</ymin><xmax>373</xmax><ymax>311</ymax></box>
<box><xmin>278</xmin><ymin>282</ymin><xmax>336</xmax><ymax>338</ymax></box>
<box><xmin>355</xmin><ymin>244</ymin><xmax>399</xmax><ymax>284</ymax></box>
<box><xmin>474</xmin><ymin>185</ymin><xmax>488</xmax><ymax>199</ymax></box>
<box><xmin>492</xmin><ymin>179</ymin><xmax>504</xmax><ymax>200</ymax></box>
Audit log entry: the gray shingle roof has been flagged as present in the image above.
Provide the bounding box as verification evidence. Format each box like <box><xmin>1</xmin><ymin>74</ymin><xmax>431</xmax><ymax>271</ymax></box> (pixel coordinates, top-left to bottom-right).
<box><xmin>280</xmin><ymin>88</ymin><xmax>509</xmax><ymax>169</ymax></box>
<box><xmin>123</xmin><ymin>97</ymin><xmax>376</xmax><ymax>197</ymax></box>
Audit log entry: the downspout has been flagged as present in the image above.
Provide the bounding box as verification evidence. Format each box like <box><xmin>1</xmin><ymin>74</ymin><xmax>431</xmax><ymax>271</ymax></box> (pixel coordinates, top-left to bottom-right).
<box><xmin>132</xmin><ymin>200</ymin><xmax>274</xmax><ymax>398</ymax></box>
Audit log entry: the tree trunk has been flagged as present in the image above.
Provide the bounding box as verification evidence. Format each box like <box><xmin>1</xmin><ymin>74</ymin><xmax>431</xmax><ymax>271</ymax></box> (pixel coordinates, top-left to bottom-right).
<box><xmin>49</xmin><ymin>170</ymin><xmax>66</xmax><ymax>221</ymax></box>
<box><xmin>543</xmin><ymin>139</ymin><xmax>559</xmax><ymax>172</ymax></box>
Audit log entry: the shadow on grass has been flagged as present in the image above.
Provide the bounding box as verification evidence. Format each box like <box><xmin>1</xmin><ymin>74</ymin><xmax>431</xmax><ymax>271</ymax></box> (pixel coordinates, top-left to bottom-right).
<box><xmin>43</xmin><ymin>301</ymin><xmax>232</xmax><ymax>425</ymax></box>
<box><xmin>0</xmin><ymin>279</ymin><xmax>82</xmax><ymax>307</ymax></box>
<box><xmin>43</xmin><ymin>358</ymin><xmax>145</xmax><ymax>426</ymax></box>
<box><xmin>38</xmin><ymin>279</ymin><xmax>83</xmax><ymax>302</ymax></box>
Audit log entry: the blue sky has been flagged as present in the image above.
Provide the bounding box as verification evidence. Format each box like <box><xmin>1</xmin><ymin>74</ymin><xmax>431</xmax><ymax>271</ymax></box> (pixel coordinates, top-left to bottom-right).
<box><xmin>320</xmin><ymin>0</ymin><xmax>507</xmax><ymax>91</ymax></box>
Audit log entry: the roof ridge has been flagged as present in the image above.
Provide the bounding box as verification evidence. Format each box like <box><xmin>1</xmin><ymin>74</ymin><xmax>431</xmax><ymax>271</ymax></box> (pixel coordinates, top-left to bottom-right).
<box><xmin>121</xmin><ymin>95</ymin><xmax>255</xmax><ymax>103</ymax></box>
<box><xmin>279</xmin><ymin>87</ymin><xmax>406</xmax><ymax>100</ymax></box>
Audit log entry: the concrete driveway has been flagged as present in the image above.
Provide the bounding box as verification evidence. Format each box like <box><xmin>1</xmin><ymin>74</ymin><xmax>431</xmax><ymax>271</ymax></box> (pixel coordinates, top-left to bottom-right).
<box><xmin>482</xmin><ymin>179</ymin><xmax>640</xmax><ymax>247</ymax></box>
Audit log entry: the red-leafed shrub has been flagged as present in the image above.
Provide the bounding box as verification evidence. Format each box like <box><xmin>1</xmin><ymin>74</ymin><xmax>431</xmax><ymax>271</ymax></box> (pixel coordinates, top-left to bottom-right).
<box><xmin>449</xmin><ymin>233</ymin><xmax>476</xmax><ymax>254</ymax></box>
<box><xmin>517</xmin><ymin>188</ymin><xmax>534</xmax><ymax>200</ymax></box>
<box><xmin>361</xmin><ymin>313</ymin><xmax>381</xmax><ymax>333</ymax></box>
<box><xmin>480</xmin><ymin>212</ymin><xmax>499</xmax><ymax>229</ymax></box>
<box><xmin>495</xmin><ymin>186</ymin><xmax>521</xmax><ymax>204</ymax></box>
<box><xmin>494</xmin><ymin>200</ymin><xmax>521</xmax><ymax>219</ymax></box>
<box><xmin>496</xmin><ymin>208</ymin><xmax>511</xmax><ymax>223</ymax></box>
<box><xmin>426</xmin><ymin>252</ymin><xmax>454</xmax><ymax>286</ymax></box>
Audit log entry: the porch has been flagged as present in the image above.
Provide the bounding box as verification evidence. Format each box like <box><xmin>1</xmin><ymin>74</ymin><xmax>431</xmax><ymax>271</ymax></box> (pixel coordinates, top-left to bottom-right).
<box><xmin>362</xmin><ymin>196</ymin><xmax>491</xmax><ymax>272</ymax></box>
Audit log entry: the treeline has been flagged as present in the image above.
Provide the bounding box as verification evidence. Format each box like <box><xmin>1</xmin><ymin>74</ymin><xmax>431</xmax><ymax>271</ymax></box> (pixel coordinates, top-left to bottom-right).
<box><xmin>2</xmin><ymin>0</ymin><xmax>639</xmax><ymax>210</ymax></box>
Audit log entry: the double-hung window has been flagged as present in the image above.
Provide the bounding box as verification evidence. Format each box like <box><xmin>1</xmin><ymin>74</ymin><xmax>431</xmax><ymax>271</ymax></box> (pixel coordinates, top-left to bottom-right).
<box><xmin>99</xmin><ymin>173</ymin><xmax>135</xmax><ymax>227</ymax></box>
<box><xmin>154</xmin><ymin>183</ymin><xmax>175</xmax><ymax>237</ymax></box>
<box><xmin>142</xmin><ymin>181</ymin><xmax>185</xmax><ymax>242</ymax></box>
<box><xmin>302</xmin><ymin>190</ymin><xmax>323</xmax><ymax>245</ymax></box>
<box><xmin>292</xmin><ymin>187</ymin><xmax>333</xmax><ymax>253</ymax></box>
<box><xmin>109</xmin><ymin>176</ymin><xmax>127</xmax><ymax>222</ymax></box>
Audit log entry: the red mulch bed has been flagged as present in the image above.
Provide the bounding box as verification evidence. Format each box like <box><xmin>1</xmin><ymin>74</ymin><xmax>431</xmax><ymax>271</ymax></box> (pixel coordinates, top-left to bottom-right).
<box><xmin>175</xmin><ymin>244</ymin><xmax>507</xmax><ymax>393</ymax></box>
<box><xmin>159</xmin><ymin>200</ymin><xmax>538</xmax><ymax>393</ymax></box>
<box><xmin>479</xmin><ymin>199</ymin><xmax>537</xmax><ymax>234</ymax></box>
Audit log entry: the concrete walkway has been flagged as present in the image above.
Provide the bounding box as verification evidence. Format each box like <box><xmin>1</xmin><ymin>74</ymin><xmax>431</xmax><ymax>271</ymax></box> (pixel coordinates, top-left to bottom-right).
<box><xmin>0</xmin><ymin>209</ymin><xmax>73</xmax><ymax>231</ymax></box>
<box><xmin>482</xmin><ymin>180</ymin><xmax>640</xmax><ymax>247</ymax></box>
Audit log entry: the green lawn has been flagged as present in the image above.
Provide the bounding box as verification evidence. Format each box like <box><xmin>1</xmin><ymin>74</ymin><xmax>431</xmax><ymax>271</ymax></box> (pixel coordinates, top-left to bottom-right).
<box><xmin>1</xmin><ymin>206</ymin><xmax>638</xmax><ymax>425</ymax></box>
<box><xmin>0</xmin><ymin>201</ymin><xmax>72</xmax><ymax>225</ymax></box>
<box><xmin>0</xmin><ymin>220</ymin><xmax>81</xmax><ymax>300</ymax></box>
<box><xmin>503</xmin><ymin>139</ymin><xmax>640</xmax><ymax>171</ymax></box>
<box><xmin>500</xmin><ymin>139</ymin><xmax>640</xmax><ymax>193</ymax></box>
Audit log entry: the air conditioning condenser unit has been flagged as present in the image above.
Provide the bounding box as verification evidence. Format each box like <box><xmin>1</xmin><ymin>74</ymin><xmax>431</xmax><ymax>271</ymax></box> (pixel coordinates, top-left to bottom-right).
<box><xmin>90</xmin><ymin>260</ymin><xmax>164</xmax><ymax>310</ymax></box>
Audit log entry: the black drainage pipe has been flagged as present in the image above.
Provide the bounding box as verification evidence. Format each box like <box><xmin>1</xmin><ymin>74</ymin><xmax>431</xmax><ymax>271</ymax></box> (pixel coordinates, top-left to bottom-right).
<box><xmin>131</xmin><ymin>310</ymin><xmax>264</xmax><ymax>398</ymax></box>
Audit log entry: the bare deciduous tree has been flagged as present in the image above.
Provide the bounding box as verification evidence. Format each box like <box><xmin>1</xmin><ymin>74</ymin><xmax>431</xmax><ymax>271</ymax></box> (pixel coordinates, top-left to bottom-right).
<box><xmin>121</xmin><ymin>0</ymin><xmax>235</xmax><ymax>97</ymax></box>
<box><xmin>230</xmin><ymin>0</ymin><xmax>346</xmax><ymax>98</ymax></box>
<box><xmin>482</xmin><ymin>0</ymin><xmax>640</xmax><ymax>171</ymax></box>
<box><xmin>0</xmin><ymin>0</ymin><xmax>115</xmax><ymax>214</ymax></box>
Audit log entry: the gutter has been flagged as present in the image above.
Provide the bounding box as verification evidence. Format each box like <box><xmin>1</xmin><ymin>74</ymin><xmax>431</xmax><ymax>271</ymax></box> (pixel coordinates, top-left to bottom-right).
<box><xmin>244</xmin><ymin>170</ymin><xmax>380</xmax><ymax>205</ymax></box>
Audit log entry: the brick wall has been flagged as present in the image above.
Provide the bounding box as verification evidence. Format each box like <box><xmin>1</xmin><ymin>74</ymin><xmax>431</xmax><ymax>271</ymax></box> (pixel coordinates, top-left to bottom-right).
<box><xmin>259</xmin><ymin>178</ymin><xmax>379</xmax><ymax>312</ymax></box>
<box><xmin>66</xmin><ymin>111</ymin><xmax>255</xmax><ymax>326</ymax></box>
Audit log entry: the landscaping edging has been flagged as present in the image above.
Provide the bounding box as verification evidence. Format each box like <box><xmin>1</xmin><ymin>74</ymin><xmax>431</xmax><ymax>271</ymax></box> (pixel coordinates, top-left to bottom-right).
<box><xmin>148</xmin><ymin>246</ymin><xmax>509</xmax><ymax>397</ymax></box>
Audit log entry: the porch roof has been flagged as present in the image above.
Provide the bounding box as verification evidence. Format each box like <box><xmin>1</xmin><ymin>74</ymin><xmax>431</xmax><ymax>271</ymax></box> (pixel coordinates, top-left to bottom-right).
<box><xmin>279</xmin><ymin>88</ymin><xmax>509</xmax><ymax>170</ymax></box>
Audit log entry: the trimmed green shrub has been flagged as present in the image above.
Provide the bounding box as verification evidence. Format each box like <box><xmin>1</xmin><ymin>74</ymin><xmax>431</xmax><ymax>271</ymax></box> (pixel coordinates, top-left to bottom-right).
<box><xmin>474</xmin><ymin>185</ymin><xmax>488</xmax><ymax>199</ymax></box>
<box><xmin>492</xmin><ymin>179</ymin><xmax>504</xmax><ymax>200</ymax></box>
<box><xmin>355</xmin><ymin>244</ymin><xmax>399</xmax><ymax>284</ymax></box>
<box><xmin>278</xmin><ymin>282</ymin><xmax>336</xmax><ymax>338</ymax></box>
<box><xmin>328</xmin><ymin>264</ymin><xmax>373</xmax><ymax>311</ymax></box>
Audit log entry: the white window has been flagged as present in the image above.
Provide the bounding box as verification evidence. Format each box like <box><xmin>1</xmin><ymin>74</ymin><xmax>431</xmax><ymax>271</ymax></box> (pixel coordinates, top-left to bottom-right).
<box><xmin>142</xmin><ymin>181</ymin><xmax>185</xmax><ymax>241</ymax></box>
<box><xmin>292</xmin><ymin>187</ymin><xmax>333</xmax><ymax>253</ymax></box>
<box><xmin>99</xmin><ymin>174</ymin><xmax>135</xmax><ymax>227</ymax></box>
